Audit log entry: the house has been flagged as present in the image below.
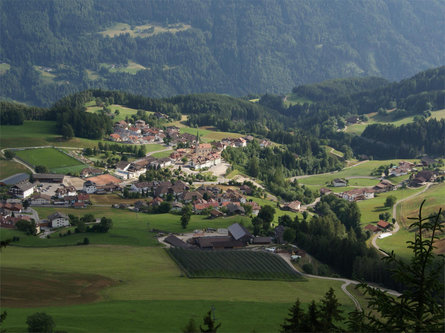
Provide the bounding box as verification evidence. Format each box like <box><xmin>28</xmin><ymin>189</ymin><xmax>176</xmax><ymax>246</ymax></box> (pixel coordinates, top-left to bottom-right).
<box><xmin>193</xmin><ymin>236</ymin><xmax>243</xmax><ymax>249</ymax></box>
<box><xmin>150</xmin><ymin>157</ymin><xmax>172</xmax><ymax>169</ymax></box>
<box><xmin>77</xmin><ymin>193</ymin><xmax>90</xmax><ymax>203</ymax></box>
<box><xmin>9</xmin><ymin>181</ymin><xmax>35</xmax><ymax>199</ymax></box>
<box><xmin>364</xmin><ymin>224</ymin><xmax>379</xmax><ymax>233</ymax></box>
<box><xmin>377</xmin><ymin>220</ymin><xmax>390</xmax><ymax>230</ymax></box>
<box><xmin>195</xmin><ymin>143</ymin><xmax>212</xmax><ymax>155</ymax></box>
<box><xmin>0</xmin><ymin>173</ymin><xmax>30</xmax><ymax>186</ymax></box>
<box><xmin>131</xmin><ymin>181</ymin><xmax>155</xmax><ymax>193</ymax></box>
<box><xmin>320</xmin><ymin>188</ymin><xmax>333</xmax><ymax>196</ymax></box>
<box><xmin>228</xmin><ymin>223</ymin><xmax>252</xmax><ymax>244</ymax></box>
<box><xmin>332</xmin><ymin>178</ymin><xmax>347</xmax><ymax>187</ymax></box>
<box><xmin>183</xmin><ymin>191</ymin><xmax>203</xmax><ymax>203</ymax></box>
<box><xmin>80</xmin><ymin>167</ymin><xmax>102</xmax><ymax>178</ymax></box>
<box><xmin>234</xmin><ymin>138</ymin><xmax>247</xmax><ymax>147</ymax></box>
<box><xmin>346</xmin><ymin>116</ymin><xmax>360</xmax><ymax>124</ymax></box>
<box><xmin>244</xmin><ymin>201</ymin><xmax>261</xmax><ymax>216</ymax></box>
<box><xmin>410</xmin><ymin>170</ymin><xmax>436</xmax><ymax>187</ymax></box>
<box><xmin>283</xmin><ymin>200</ymin><xmax>301</xmax><ymax>212</ymax></box>
<box><xmin>421</xmin><ymin>156</ymin><xmax>438</xmax><ymax>167</ymax></box>
<box><xmin>55</xmin><ymin>186</ymin><xmax>77</xmax><ymax>198</ymax></box>
<box><xmin>209</xmin><ymin>209</ymin><xmax>223</xmax><ymax>218</ymax></box>
<box><xmin>171</xmin><ymin>202</ymin><xmax>184</xmax><ymax>213</ymax></box>
<box><xmin>342</xmin><ymin>188</ymin><xmax>374</xmax><ymax>201</ymax></box>
<box><xmin>48</xmin><ymin>212</ymin><xmax>70</xmax><ymax>228</ymax></box>
<box><xmin>226</xmin><ymin>203</ymin><xmax>245</xmax><ymax>215</ymax></box>
<box><xmin>239</xmin><ymin>185</ymin><xmax>252</xmax><ymax>195</ymax></box>
<box><xmin>115</xmin><ymin>161</ymin><xmax>132</xmax><ymax>179</ymax></box>
<box><xmin>373</xmin><ymin>180</ymin><xmax>395</xmax><ymax>193</ymax></box>
<box><xmin>30</xmin><ymin>193</ymin><xmax>51</xmax><ymax>205</ymax></box>
<box><xmin>32</xmin><ymin>173</ymin><xmax>65</xmax><ymax>183</ymax></box>
<box><xmin>83</xmin><ymin>180</ymin><xmax>97</xmax><ymax>194</ymax></box>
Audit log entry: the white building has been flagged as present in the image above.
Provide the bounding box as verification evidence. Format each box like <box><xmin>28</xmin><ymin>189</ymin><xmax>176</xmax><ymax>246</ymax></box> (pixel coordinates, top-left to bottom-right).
<box><xmin>48</xmin><ymin>212</ymin><xmax>70</xmax><ymax>228</ymax></box>
<box><xmin>83</xmin><ymin>180</ymin><xmax>97</xmax><ymax>194</ymax></box>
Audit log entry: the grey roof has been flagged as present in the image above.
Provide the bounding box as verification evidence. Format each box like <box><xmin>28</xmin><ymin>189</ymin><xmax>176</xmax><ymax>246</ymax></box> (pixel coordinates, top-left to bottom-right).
<box><xmin>0</xmin><ymin>173</ymin><xmax>30</xmax><ymax>186</ymax></box>
<box><xmin>164</xmin><ymin>235</ymin><xmax>190</xmax><ymax>249</ymax></box>
<box><xmin>33</xmin><ymin>173</ymin><xmax>65</xmax><ymax>180</ymax></box>
<box><xmin>228</xmin><ymin>223</ymin><xmax>251</xmax><ymax>241</ymax></box>
<box><xmin>48</xmin><ymin>212</ymin><xmax>69</xmax><ymax>220</ymax></box>
<box><xmin>15</xmin><ymin>181</ymin><xmax>35</xmax><ymax>191</ymax></box>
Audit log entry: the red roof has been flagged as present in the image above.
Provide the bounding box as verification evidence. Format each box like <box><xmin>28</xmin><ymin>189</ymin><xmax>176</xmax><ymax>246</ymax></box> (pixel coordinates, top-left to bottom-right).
<box><xmin>377</xmin><ymin>220</ymin><xmax>390</xmax><ymax>229</ymax></box>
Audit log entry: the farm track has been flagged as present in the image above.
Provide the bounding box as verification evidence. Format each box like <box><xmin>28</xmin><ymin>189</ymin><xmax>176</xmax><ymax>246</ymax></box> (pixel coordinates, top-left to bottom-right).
<box><xmin>278</xmin><ymin>253</ymin><xmax>401</xmax><ymax>311</ymax></box>
<box><xmin>371</xmin><ymin>183</ymin><xmax>434</xmax><ymax>256</ymax></box>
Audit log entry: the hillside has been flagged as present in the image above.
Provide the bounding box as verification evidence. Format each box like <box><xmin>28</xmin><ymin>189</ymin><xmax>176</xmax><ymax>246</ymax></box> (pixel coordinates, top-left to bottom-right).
<box><xmin>1</xmin><ymin>0</ymin><xmax>444</xmax><ymax>106</ymax></box>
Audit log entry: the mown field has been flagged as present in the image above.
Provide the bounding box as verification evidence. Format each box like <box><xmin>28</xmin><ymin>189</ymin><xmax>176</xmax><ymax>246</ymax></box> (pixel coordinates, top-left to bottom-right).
<box><xmin>169</xmin><ymin>249</ymin><xmax>301</xmax><ymax>280</ymax></box>
<box><xmin>86</xmin><ymin>103</ymin><xmax>153</xmax><ymax>122</ymax></box>
<box><xmin>0</xmin><ymin>159</ymin><xmax>31</xmax><ymax>179</ymax></box>
<box><xmin>14</xmin><ymin>148</ymin><xmax>85</xmax><ymax>174</ymax></box>
<box><xmin>0</xmin><ymin>246</ymin><xmax>355</xmax><ymax>333</ymax></box>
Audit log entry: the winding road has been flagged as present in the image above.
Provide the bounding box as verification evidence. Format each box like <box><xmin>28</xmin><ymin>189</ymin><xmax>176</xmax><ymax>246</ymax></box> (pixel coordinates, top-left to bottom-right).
<box><xmin>371</xmin><ymin>183</ymin><xmax>434</xmax><ymax>256</ymax></box>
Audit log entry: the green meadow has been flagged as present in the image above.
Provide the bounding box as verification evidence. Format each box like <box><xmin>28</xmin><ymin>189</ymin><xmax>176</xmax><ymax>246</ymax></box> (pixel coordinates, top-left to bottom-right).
<box><xmin>14</xmin><ymin>148</ymin><xmax>85</xmax><ymax>173</ymax></box>
<box><xmin>86</xmin><ymin>104</ymin><xmax>153</xmax><ymax>122</ymax></box>
<box><xmin>2</xmin><ymin>207</ymin><xmax>250</xmax><ymax>247</ymax></box>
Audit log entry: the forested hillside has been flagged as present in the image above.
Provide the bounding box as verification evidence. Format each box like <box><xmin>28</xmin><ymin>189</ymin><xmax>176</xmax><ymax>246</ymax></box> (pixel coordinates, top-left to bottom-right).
<box><xmin>0</xmin><ymin>0</ymin><xmax>444</xmax><ymax>106</ymax></box>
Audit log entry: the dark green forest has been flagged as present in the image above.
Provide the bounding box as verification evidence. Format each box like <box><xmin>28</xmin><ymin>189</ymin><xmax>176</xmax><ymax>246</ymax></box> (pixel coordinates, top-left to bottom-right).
<box><xmin>1</xmin><ymin>0</ymin><xmax>444</xmax><ymax>106</ymax></box>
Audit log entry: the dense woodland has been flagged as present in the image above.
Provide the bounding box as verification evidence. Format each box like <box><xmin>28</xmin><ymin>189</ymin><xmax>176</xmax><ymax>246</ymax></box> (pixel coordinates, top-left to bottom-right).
<box><xmin>1</xmin><ymin>0</ymin><xmax>444</xmax><ymax>106</ymax></box>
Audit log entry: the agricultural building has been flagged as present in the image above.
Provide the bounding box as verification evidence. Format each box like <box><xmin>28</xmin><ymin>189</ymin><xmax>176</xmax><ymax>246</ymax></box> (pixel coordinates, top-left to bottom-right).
<box><xmin>32</xmin><ymin>173</ymin><xmax>65</xmax><ymax>183</ymax></box>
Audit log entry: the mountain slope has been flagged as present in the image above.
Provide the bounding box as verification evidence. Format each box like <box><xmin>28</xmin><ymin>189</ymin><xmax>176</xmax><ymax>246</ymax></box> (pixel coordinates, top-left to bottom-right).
<box><xmin>0</xmin><ymin>0</ymin><xmax>444</xmax><ymax>106</ymax></box>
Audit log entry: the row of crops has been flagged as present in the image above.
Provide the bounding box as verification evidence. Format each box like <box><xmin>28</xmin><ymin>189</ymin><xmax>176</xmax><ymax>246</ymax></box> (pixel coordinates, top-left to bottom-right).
<box><xmin>168</xmin><ymin>248</ymin><xmax>301</xmax><ymax>281</ymax></box>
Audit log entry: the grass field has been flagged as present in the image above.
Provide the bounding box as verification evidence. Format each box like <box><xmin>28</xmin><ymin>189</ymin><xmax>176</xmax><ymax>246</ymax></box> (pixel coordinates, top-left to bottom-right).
<box><xmin>284</xmin><ymin>93</ymin><xmax>313</xmax><ymax>107</ymax></box>
<box><xmin>14</xmin><ymin>148</ymin><xmax>85</xmax><ymax>173</ymax></box>
<box><xmin>297</xmin><ymin>159</ymin><xmax>417</xmax><ymax>186</ymax></box>
<box><xmin>169</xmin><ymin>249</ymin><xmax>301</xmax><ymax>280</ymax></box>
<box><xmin>99</xmin><ymin>61</ymin><xmax>149</xmax><ymax>75</ymax></box>
<box><xmin>0</xmin><ymin>159</ymin><xmax>31</xmax><ymax>179</ymax></box>
<box><xmin>1</xmin><ymin>245</ymin><xmax>355</xmax><ymax>332</ymax></box>
<box><xmin>86</xmin><ymin>104</ymin><xmax>152</xmax><ymax>122</ymax></box>
<box><xmin>2</xmin><ymin>207</ymin><xmax>251</xmax><ymax>247</ymax></box>
<box><xmin>345</xmin><ymin>109</ymin><xmax>445</xmax><ymax>135</ymax></box>
<box><xmin>151</xmin><ymin>150</ymin><xmax>173</xmax><ymax>158</ymax></box>
<box><xmin>357</xmin><ymin>187</ymin><xmax>424</xmax><ymax>226</ymax></box>
<box><xmin>99</xmin><ymin>22</ymin><xmax>191</xmax><ymax>38</ymax></box>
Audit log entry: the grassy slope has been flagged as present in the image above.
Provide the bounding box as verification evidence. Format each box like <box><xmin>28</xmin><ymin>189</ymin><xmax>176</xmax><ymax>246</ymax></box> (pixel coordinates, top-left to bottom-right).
<box><xmin>1</xmin><ymin>246</ymin><xmax>354</xmax><ymax>333</ymax></box>
<box><xmin>0</xmin><ymin>159</ymin><xmax>31</xmax><ymax>179</ymax></box>
<box><xmin>345</xmin><ymin>109</ymin><xmax>445</xmax><ymax>135</ymax></box>
<box><xmin>2</xmin><ymin>207</ymin><xmax>250</xmax><ymax>247</ymax></box>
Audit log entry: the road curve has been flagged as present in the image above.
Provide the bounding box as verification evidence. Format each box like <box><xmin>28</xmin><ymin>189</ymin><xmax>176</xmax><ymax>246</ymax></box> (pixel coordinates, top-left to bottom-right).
<box><xmin>371</xmin><ymin>183</ymin><xmax>433</xmax><ymax>256</ymax></box>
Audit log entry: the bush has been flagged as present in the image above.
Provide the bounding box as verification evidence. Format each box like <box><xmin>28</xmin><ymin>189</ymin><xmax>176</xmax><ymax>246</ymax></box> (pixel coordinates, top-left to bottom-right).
<box><xmin>302</xmin><ymin>263</ymin><xmax>313</xmax><ymax>274</ymax></box>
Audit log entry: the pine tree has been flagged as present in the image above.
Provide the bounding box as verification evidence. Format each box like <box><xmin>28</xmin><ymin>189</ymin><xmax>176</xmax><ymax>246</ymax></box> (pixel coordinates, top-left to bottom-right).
<box><xmin>280</xmin><ymin>299</ymin><xmax>305</xmax><ymax>333</ymax></box>
<box><xmin>200</xmin><ymin>310</ymin><xmax>221</xmax><ymax>333</ymax></box>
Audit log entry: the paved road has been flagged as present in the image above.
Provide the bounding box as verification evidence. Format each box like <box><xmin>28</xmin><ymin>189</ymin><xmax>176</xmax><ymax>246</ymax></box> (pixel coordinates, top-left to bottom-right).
<box><xmin>371</xmin><ymin>183</ymin><xmax>434</xmax><ymax>256</ymax></box>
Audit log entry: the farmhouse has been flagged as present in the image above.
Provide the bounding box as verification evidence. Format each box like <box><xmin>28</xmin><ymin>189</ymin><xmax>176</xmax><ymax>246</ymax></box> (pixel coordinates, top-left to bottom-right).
<box><xmin>164</xmin><ymin>235</ymin><xmax>191</xmax><ymax>249</ymax></box>
<box><xmin>364</xmin><ymin>224</ymin><xmax>379</xmax><ymax>233</ymax></box>
<box><xmin>320</xmin><ymin>187</ymin><xmax>333</xmax><ymax>196</ymax></box>
<box><xmin>48</xmin><ymin>212</ymin><xmax>70</xmax><ymax>228</ymax></box>
<box><xmin>410</xmin><ymin>170</ymin><xmax>436</xmax><ymax>187</ymax></box>
<box><xmin>341</xmin><ymin>188</ymin><xmax>374</xmax><ymax>201</ymax></box>
<box><xmin>80</xmin><ymin>167</ymin><xmax>103</xmax><ymax>178</ymax></box>
<box><xmin>373</xmin><ymin>179</ymin><xmax>395</xmax><ymax>193</ymax></box>
<box><xmin>9</xmin><ymin>181</ymin><xmax>35</xmax><ymax>199</ymax></box>
<box><xmin>282</xmin><ymin>200</ymin><xmax>301</xmax><ymax>212</ymax></box>
<box><xmin>377</xmin><ymin>220</ymin><xmax>391</xmax><ymax>230</ymax></box>
<box><xmin>192</xmin><ymin>236</ymin><xmax>244</xmax><ymax>249</ymax></box>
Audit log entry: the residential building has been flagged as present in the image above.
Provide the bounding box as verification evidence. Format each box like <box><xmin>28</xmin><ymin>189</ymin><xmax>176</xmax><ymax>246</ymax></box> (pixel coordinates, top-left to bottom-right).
<box><xmin>48</xmin><ymin>212</ymin><xmax>70</xmax><ymax>228</ymax></box>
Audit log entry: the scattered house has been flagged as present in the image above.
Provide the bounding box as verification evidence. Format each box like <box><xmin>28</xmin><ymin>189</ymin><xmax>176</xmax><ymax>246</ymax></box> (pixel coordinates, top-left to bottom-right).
<box><xmin>377</xmin><ymin>220</ymin><xmax>390</xmax><ymax>230</ymax></box>
<box><xmin>32</xmin><ymin>174</ymin><xmax>65</xmax><ymax>183</ymax></box>
<box><xmin>282</xmin><ymin>200</ymin><xmax>301</xmax><ymax>212</ymax></box>
<box><xmin>83</xmin><ymin>180</ymin><xmax>97</xmax><ymax>194</ymax></box>
<box><xmin>364</xmin><ymin>224</ymin><xmax>379</xmax><ymax>233</ymax></box>
<box><xmin>259</xmin><ymin>139</ymin><xmax>271</xmax><ymax>148</ymax></box>
<box><xmin>48</xmin><ymin>212</ymin><xmax>70</xmax><ymax>228</ymax></box>
<box><xmin>244</xmin><ymin>201</ymin><xmax>261</xmax><ymax>216</ymax></box>
<box><xmin>373</xmin><ymin>180</ymin><xmax>395</xmax><ymax>193</ymax></box>
<box><xmin>320</xmin><ymin>187</ymin><xmax>333</xmax><ymax>196</ymax></box>
<box><xmin>80</xmin><ymin>167</ymin><xmax>103</xmax><ymax>178</ymax></box>
<box><xmin>346</xmin><ymin>116</ymin><xmax>360</xmax><ymax>124</ymax></box>
<box><xmin>228</xmin><ymin>223</ymin><xmax>252</xmax><ymax>244</ymax></box>
<box><xmin>341</xmin><ymin>188</ymin><xmax>374</xmax><ymax>201</ymax></box>
<box><xmin>239</xmin><ymin>185</ymin><xmax>252</xmax><ymax>195</ymax></box>
<box><xmin>226</xmin><ymin>203</ymin><xmax>245</xmax><ymax>215</ymax></box>
<box><xmin>332</xmin><ymin>178</ymin><xmax>347</xmax><ymax>187</ymax></box>
<box><xmin>209</xmin><ymin>209</ymin><xmax>223</xmax><ymax>218</ymax></box>
<box><xmin>410</xmin><ymin>170</ymin><xmax>436</xmax><ymax>187</ymax></box>
<box><xmin>421</xmin><ymin>156</ymin><xmax>438</xmax><ymax>167</ymax></box>
<box><xmin>0</xmin><ymin>173</ymin><xmax>30</xmax><ymax>186</ymax></box>
<box><xmin>164</xmin><ymin>234</ymin><xmax>191</xmax><ymax>249</ymax></box>
<box><xmin>234</xmin><ymin>138</ymin><xmax>247</xmax><ymax>147</ymax></box>
<box><xmin>9</xmin><ymin>181</ymin><xmax>35</xmax><ymax>199</ymax></box>
<box><xmin>30</xmin><ymin>193</ymin><xmax>51</xmax><ymax>205</ymax></box>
